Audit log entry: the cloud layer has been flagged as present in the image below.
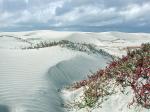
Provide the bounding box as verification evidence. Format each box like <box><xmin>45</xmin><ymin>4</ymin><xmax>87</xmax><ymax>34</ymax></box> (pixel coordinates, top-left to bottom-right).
<box><xmin>0</xmin><ymin>0</ymin><xmax>150</xmax><ymax>32</ymax></box>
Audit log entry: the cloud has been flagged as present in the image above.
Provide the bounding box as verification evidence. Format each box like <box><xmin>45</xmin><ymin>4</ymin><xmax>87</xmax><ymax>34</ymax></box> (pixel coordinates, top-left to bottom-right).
<box><xmin>0</xmin><ymin>0</ymin><xmax>63</xmax><ymax>27</ymax></box>
<box><xmin>120</xmin><ymin>3</ymin><xmax>150</xmax><ymax>21</ymax></box>
<box><xmin>0</xmin><ymin>0</ymin><xmax>150</xmax><ymax>32</ymax></box>
<box><xmin>2</xmin><ymin>0</ymin><xmax>27</xmax><ymax>12</ymax></box>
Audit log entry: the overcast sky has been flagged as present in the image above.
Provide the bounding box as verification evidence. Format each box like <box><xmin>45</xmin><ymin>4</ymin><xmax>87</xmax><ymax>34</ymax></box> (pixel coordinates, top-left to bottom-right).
<box><xmin>0</xmin><ymin>0</ymin><xmax>150</xmax><ymax>32</ymax></box>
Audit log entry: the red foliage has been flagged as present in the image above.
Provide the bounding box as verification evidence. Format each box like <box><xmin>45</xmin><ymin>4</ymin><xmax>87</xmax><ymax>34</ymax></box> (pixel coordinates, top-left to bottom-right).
<box><xmin>73</xmin><ymin>43</ymin><xmax>150</xmax><ymax>108</ymax></box>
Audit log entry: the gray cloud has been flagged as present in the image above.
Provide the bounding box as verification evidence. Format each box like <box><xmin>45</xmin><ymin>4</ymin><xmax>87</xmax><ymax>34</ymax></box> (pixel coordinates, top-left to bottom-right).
<box><xmin>0</xmin><ymin>0</ymin><xmax>150</xmax><ymax>32</ymax></box>
<box><xmin>2</xmin><ymin>0</ymin><xmax>27</xmax><ymax>12</ymax></box>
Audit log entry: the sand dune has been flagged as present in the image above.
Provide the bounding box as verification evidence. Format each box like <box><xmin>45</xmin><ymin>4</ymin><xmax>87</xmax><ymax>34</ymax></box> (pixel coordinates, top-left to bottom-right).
<box><xmin>0</xmin><ymin>47</ymin><xmax>110</xmax><ymax>112</ymax></box>
<box><xmin>0</xmin><ymin>30</ymin><xmax>150</xmax><ymax>112</ymax></box>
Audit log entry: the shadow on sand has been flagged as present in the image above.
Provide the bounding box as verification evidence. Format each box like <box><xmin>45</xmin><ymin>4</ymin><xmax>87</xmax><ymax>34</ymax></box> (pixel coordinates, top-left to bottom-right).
<box><xmin>0</xmin><ymin>105</ymin><xmax>9</xmax><ymax>112</ymax></box>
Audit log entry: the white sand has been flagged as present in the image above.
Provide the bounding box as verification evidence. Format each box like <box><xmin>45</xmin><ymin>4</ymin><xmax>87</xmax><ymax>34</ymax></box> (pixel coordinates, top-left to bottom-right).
<box><xmin>0</xmin><ymin>30</ymin><xmax>150</xmax><ymax>112</ymax></box>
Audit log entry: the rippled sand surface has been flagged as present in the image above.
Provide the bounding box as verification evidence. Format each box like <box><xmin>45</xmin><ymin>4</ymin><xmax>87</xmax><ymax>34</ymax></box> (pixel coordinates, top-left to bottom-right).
<box><xmin>0</xmin><ymin>47</ymin><xmax>109</xmax><ymax>112</ymax></box>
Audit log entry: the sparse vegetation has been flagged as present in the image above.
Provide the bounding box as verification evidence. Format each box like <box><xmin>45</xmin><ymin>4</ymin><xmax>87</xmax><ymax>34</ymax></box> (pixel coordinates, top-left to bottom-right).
<box><xmin>72</xmin><ymin>43</ymin><xmax>150</xmax><ymax>109</ymax></box>
<box><xmin>23</xmin><ymin>40</ymin><xmax>114</xmax><ymax>58</ymax></box>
